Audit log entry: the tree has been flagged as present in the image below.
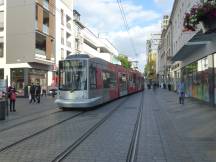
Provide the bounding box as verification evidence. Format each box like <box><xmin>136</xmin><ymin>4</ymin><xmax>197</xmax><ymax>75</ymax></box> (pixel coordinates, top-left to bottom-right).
<box><xmin>116</xmin><ymin>54</ymin><xmax>132</xmax><ymax>69</ymax></box>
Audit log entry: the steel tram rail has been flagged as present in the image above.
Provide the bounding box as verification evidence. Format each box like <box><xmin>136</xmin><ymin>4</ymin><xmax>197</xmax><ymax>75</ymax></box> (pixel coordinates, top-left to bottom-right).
<box><xmin>3</xmin><ymin>107</ymin><xmax>59</xmax><ymax>123</ymax></box>
<box><xmin>0</xmin><ymin>111</ymin><xmax>84</xmax><ymax>153</ymax></box>
<box><xmin>51</xmin><ymin>97</ymin><xmax>129</xmax><ymax>162</ymax></box>
<box><xmin>126</xmin><ymin>92</ymin><xmax>144</xmax><ymax>162</ymax></box>
<box><xmin>0</xmin><ymin>110</ymin><xmax>61</xmax><ymax>133</ymax></box>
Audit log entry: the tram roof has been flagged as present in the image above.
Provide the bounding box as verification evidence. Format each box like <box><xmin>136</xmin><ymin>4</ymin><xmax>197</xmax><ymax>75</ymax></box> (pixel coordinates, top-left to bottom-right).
<box><xmin>66</xmin><ymin>54</ymin><xmax>90</xmax><ymax>60</ymax></box>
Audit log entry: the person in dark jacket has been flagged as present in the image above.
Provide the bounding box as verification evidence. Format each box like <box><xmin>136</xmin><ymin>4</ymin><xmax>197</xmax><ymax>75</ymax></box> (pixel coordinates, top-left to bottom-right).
<box><xmin>29</xmin><ymin>83</ymin><xmax>36</xmax><ymax>104</ymax></box>
<box><xmin>35</xmin><ymin>83</ymin><xmax>41</xmax><ymax>103</ymax></box>
<box><xmin>8</xmin><ymin>83</ymin><xmax>17</xmax><ymax>112</ymax></box>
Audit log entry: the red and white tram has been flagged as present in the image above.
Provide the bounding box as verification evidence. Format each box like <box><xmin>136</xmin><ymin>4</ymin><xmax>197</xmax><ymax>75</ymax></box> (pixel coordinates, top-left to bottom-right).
<box><xmin>55</xmin><ymin>54</ymin><xmax>144</xmax><ymax>109</ymax></box>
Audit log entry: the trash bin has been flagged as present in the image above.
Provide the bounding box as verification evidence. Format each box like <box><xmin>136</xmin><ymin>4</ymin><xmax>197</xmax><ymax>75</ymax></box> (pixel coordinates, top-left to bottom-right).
<box><xmin>0</xmin><ymin>100</ymin><xmax>6</xmax><ymax>120</ymax></box>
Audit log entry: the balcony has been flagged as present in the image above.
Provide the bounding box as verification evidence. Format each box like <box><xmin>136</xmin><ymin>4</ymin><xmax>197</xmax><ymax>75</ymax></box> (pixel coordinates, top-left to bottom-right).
<box><xmin>36</xmin><ymin>32</ymin><xmax>46</xmax><ymax>56</ymax></box>
<box><xmin>35</xmin><ymin>48</ymin><xmax>46</xmax><ymax>55</ymax></box>
<box><xmin>43</xmin><ymin>0</ymin><xmax>49</xmax><ymax>11</ymax></box>
<box><xmin>43</xmin><ymin>24</ymin><xmax>49</xmax><ymax>34</ymax></box>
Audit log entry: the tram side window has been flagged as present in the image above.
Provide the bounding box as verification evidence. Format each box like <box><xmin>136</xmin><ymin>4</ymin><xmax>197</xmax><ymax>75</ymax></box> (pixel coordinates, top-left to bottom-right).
<box><xmin>102</xmin><ymin>71</ymin><xmax>116</xmax><ymax>88</ymax></box>
<box><xmin>109</xmin><ymin>72</ymin><xmax>116</xmax><ymax>88</ymax></box>
<box><xmin>89</xmin><ymin>65</ymin><xmax>97</xmax><ymax>89</ymax></box>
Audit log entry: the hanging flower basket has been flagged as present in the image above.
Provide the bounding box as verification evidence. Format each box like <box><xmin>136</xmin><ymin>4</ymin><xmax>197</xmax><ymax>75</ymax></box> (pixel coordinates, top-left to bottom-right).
<box><xmin>183</xmin><ymin>1</ymin><xmax>216</xmax><ymax>33</ymax></box>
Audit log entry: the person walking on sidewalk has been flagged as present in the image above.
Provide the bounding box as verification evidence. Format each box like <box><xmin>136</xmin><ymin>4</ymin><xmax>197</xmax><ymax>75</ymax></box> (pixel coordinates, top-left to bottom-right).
<box><xmin>29</xmin><ymin>83</ymin><xmax>36</xmax><ymax>104</ymax></box>
<box><xmin>178</xmin><ymin>79</ymin><xmax>185</xmax><ymax>105</ymax></box>
<box><xmin>8</xmin><ymin>83</ymin><xmax>17</xmax><ymax>112</ymax></box>
<box><xmin>35</xmin><ymin>83</ymin><xmax>41</xmax><ymax>103</ymax></box>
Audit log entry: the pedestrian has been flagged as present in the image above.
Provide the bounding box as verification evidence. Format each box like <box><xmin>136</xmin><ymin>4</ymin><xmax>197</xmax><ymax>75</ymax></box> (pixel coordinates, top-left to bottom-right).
<box><xmin>168</xmin><ymin>83</ymin><xmax>171</xmax><ymax>91</ymax></box>
<box><xmin>178</xmin><ymin>79</ymin><xmax>185</xmax><ymax>105</ymax></box>
<box><xmin>41</xmin><ymin>86</ymin><xmax>46</xmax><ymax>97</ymax></box>
<box><xmin>153</xmin><ymin>82</ymin><xmax>157</xmax><ymax>91</ymax></box>
<box><xmin>35</xmin><ymin>83</ymin><xmax>41</xmax><ymax>103</ymax></box>
<box><xmin>8</xmin><ymin>82</ymin><xmax>17</xmax><ymax>112</ymax></box>
<box><xmin>29</xmin><ymin>83</ymin><xmax>36</xmax><ymax>104</ymax></box>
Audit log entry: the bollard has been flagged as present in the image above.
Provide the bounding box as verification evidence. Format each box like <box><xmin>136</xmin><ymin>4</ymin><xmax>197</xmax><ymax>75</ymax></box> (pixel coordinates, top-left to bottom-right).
<box><xmin>0</xmin><ymin>100</ymin><xmax>6</xmax><ymax>120</ymax></box>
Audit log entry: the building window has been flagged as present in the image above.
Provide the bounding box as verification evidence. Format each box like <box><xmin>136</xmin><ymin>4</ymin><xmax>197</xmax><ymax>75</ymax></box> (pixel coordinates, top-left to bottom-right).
<box><xmin>61</xmin><ymin>9</ymin><xmax>64</xmax><ymax>25</ymax></box>
<box><xmin>11</xmin><ymin>68</ymin><xmax>25</xmax><ymax>96</ymax></box>
<box><xmin>0</xmin><ymin>69</ymin><xmax>3</xmax><ymax>79</ymax></box>
<box><xmin>0</xmin><ymin>11</ymin><xmax>4</xmax><ymax>31</ymax></box>
<box><xmin>0</xmin><ymin>0</ymin><xmax>4</xmax><ymax>6</ymax></box>
<box><xmin>61</xmin><ymin>48</ymin><xmax>64</xmax><ymax>60</ymax></box>
<box><xmin>61</xmin><ymin>29</ymin><xmax>64</xmax><ymax>45</ymax></box>
<box><xmin>89</xmin><ymin>64</ymin><xmax>97</xmax><ymax>89</ymax></box>
<box><xmin>0</xmin><ymin>38</ymin><xmax>3</xmax><ymax>57</ymax></box>
<box><xmin>75</xmin><ymin>39</ymin><xmax>79</xmax><ymax>51</ymax></box>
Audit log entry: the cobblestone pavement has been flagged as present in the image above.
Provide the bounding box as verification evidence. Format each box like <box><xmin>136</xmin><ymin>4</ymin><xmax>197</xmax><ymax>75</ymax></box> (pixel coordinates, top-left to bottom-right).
<box><xmin>0</xmin><ymin>96</ymin><xmax>61</xmax><ymax>138</ymax></box>
<box><xmin>1</xmin><ymin>90</ymin><xmax>216</xmax><ymax>162</ymax></box>
<box><xmin>0</xmin><ymin>95</ymin><xmax>130</xmax><ymax>162</ymax></box>
<box><xmin>0</xmin><ymin>96</ymin><xmax>58</xmax><ymax>123</ymax></box>
<box><xmin>63</xmin><ymin>93</ymin><xmax>142</xmax><ymax>162</ymax></box>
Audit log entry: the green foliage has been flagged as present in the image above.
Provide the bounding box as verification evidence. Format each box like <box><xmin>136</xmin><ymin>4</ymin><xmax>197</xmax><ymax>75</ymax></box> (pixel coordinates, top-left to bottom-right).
<box><xmin>116</xmin><ymin>54</ymin><xmax>132</xmax><ymax>69</ymax></box>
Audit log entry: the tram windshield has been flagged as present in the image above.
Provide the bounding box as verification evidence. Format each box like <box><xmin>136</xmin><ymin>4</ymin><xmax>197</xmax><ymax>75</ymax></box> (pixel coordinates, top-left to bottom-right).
<box><xmin>59</xmin><ymin>60</ymin><xmax>87</xmax><ymax>91</ymax></box>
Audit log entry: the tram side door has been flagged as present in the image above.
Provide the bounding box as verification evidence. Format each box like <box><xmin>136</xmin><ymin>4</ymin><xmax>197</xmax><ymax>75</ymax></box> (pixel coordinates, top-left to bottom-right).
<box><xmin>119</xmin><ymin>72</ymin><xmax>128</xmax><ymax>97</ymax></box>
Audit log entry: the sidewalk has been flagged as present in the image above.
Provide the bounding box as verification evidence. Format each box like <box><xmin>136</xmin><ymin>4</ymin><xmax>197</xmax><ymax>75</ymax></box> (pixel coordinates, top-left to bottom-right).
<box><xmin>0</xmin><ymin>96</ymin><xmax>58</xmax><ymax>126</ymax></box>
<box><xmin>153</xmin><ymin>89</ymin><xmax>216</xmax><ymax>162</ymax></box>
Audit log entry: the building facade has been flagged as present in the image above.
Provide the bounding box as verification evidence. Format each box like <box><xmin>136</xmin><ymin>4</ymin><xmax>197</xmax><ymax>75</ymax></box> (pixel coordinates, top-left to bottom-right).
<box><xmin>0</xmin><ymin>0</ymin><xmax>5</xmax><ymax>80</ymax></box>
<box><xmin>73</xmin><ymin>10</ymin><xmax>119</xmax><ymax>64</ymax></box>
<box><xmin>56</xmin><ymin>0</ymin><xmax>73</xmax><ymax>65</ymax></box>
<box><xmin>0</xmin><ymin>0</ymin><xmax>120</xmax><ymax>97</ymax></box>
<box><xmin>158</xmin><ymin>0</ymin><xmax>216</xmax><ymax>105</ymax></box>
<box><xmin>0</xmin><ymin>0</ymin><xmax>56</xmax><ymax>96</ymax></box>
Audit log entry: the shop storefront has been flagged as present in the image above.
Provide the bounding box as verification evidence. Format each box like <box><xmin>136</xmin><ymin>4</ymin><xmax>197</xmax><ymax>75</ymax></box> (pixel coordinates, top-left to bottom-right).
<box><xmin>182</xmin><ymin>57</ymin><xmax>210</xmax><ymax>102</ymax></box>
<box><xmin>171</xmin><ymin>63</ymin><xmax>181</xmax><ymax>92</ymax></box>
<box><xmin>11</xmin><ymin>68</ymin><xmax>48</xmax><ymax>97</ymax></box>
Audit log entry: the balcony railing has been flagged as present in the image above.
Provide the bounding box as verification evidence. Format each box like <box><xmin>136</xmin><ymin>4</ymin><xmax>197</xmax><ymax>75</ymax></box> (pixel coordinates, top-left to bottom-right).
<box><xmin>43</xmin><ymin>0</ymin><xmax>49</xmax><ymax>10</ymax></box>
<box><xmin>35</xmin><ymin>48</ymin><xmax>46</xmax><ymax>55</ymax></box>
<box><xmin>43</xmin><ymin>24</ymin><xmax>49</xmax><ymax>34</ymax></box>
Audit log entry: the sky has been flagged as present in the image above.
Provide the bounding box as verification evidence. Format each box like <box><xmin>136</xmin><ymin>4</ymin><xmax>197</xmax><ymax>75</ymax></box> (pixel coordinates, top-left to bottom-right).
<box><xmin>74</xmin><ymin>0</ymin><xmax>174</xmax><ymax>71</ymax></box>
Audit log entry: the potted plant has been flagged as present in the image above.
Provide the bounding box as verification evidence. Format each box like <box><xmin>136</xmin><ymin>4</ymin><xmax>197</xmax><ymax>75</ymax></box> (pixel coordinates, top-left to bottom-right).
<box><xmin>183</xmin><ymin>1</ymin><xmax>216</xmax><ymax>33</ymax></box>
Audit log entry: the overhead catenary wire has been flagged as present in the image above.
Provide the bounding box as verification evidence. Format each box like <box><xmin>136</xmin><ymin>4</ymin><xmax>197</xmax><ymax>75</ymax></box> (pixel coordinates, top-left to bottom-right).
<box><xmin>116</xmin><ymin>0</ymin><xmax>138</xmax><ymax>56</ymax></box>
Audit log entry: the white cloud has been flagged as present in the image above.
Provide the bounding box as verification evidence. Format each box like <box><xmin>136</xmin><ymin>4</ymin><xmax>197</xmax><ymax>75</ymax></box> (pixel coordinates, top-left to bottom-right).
<box><xmin>74</xmin><ymin>0</ymin><xmax>163</xmax><ymax>71</ymax></box>
<box><xmin>108</xmin><ymin>23</ymin><xmax>161</xmax><ymax>70</ymax></box>
<box><xmin>75</xmin><ymin>0</ymin><xmax>160</xmax><ymax>32</ymax></box>
<box><xmin>154</xmin><ymin>0</ymin><xmax>168</xmax><ymax>4</ymax></box>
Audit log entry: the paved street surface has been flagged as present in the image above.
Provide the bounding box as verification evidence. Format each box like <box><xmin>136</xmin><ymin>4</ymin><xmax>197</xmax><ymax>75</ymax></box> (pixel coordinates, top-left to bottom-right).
<box><xmin>0</xmin><ymin>90</ymin><xmax>216</xmax><ymax>161</ymax></box>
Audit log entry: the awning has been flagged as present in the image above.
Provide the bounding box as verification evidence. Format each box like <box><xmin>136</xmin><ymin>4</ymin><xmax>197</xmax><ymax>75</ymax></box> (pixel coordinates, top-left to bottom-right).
<box><xmin>171</xmin><ymin>42</ymin><xmax>207</xmax><ymax>61</ymax></box>
<box><xmin>171</xmin><ymin>31</ymin><xmax>216</xmax><ymax>62</ymax></box>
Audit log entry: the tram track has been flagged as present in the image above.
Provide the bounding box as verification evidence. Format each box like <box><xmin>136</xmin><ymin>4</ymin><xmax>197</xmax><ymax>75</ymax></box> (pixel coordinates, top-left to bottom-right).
<box><xmin>0</xmin><ymin>109</ymin><xmax>62</xmax><ymax>133</ymax></box>
<box><xmin>0</xmin><ymin>111</ymin><xmax>84</xmax><ymax>153</ymax></box>
<box><xmin>51</xmin><ymin>97</ymin><xmax>129</xmax><ymax>162</ymax></box>
<box><xmin>126</xmin><ymin>92</ymin><xmax>144</xmax><ymax>162</ymax></box>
